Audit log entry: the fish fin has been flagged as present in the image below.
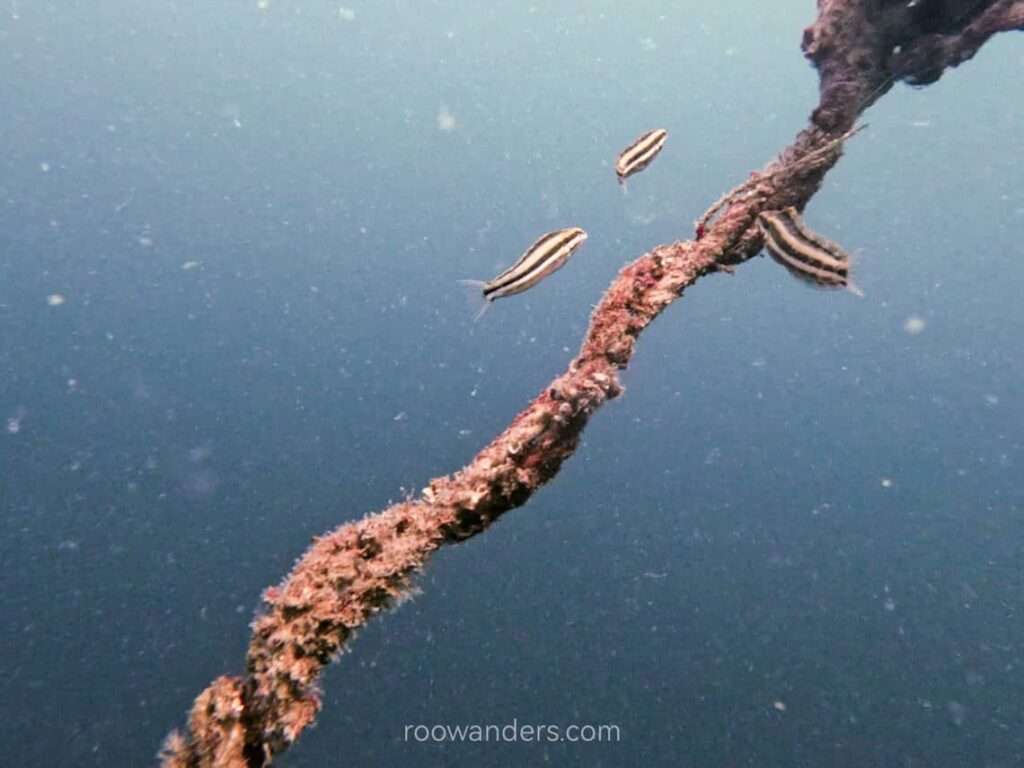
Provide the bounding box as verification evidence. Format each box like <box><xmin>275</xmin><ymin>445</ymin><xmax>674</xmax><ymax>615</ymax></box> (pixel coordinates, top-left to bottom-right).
<box><xmin>474</xmin><ymin>300</ymin><xmax>492</xmax><ymax>322</ymax></box>
<box><xmin>457</xmin><ymin>279</ymin><xmax>491</xmax><ymax>322</ymax></box>
<box><xmin>846</xmin><ymin>248</ymin><xmax>865</xmax><ymax>297</ymax></box>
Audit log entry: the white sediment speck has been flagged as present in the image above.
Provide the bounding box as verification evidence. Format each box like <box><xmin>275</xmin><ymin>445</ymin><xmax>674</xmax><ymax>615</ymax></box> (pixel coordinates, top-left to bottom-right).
<box><xmin>984</xmin><ymin>394</ymin><xmax>999</xmax><ymax>406</ymax></box>
<box><xmin>393</xmin><ymin>411</ymin><xmax>407</xmax><ymax>422</ymax></box>
<box><xmin>903</xmin><ymin>315</ymin><xmax>926</xmax><ymax>334</ymax></box>
<box><xmin>437</xmin><ymin>105</ymin><xmax>457</xmax><ymax>132</ymax></box>
<box><xmin>188</xmin><ymin>443</ymin><xmax>212</xmax><ymax>463</ymax></box>
<box><xmin>947</xmin><ymin>701</ymin><xmax>966</xmax><ymax>726</ymax></box>
<box><xmin>181</xmin><ymin>260</ymin><xmax>201</xmax><ymax>270</ymax></box>
<box><xmin>338</xmin><ymin>6</ymin><xmax>355</xmax><ymax>20</ymax></box>
<box><xmin>773</xmin><ymin>701</ymin><xmax>786</xmax><ymax>712</ymax></box>
<box><xmin>880</xmin><ymin>477</ymin><xmax>894</xmax><ymax>488</ymax></box>
<box><xmin>46</xmin><ymin>293</ymin><xmax>65</xmax><ymax>306</ymax></box>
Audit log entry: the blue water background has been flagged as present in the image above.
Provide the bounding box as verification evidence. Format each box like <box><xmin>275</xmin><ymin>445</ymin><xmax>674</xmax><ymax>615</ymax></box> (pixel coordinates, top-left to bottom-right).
<box><xmin>2</xmin><ymin>2</ymin><xmax>1023</xmax><ymax>765</ymax></box>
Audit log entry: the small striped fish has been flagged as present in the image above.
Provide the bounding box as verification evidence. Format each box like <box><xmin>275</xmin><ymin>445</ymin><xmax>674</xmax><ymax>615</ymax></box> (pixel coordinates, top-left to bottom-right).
<box><xmin>615</xmin><ymin>128</ymin><xmax>668</xmax><ymax>184</ymax></box>
<box><xmin>461</xmin><ymin>227</ymin><xmax>588</xmax><ymax>320</ymax></box>
<box><xmin>758</xmin><ymin>207</ymin><xmax>862</xmax><ymax>296</ymax></box>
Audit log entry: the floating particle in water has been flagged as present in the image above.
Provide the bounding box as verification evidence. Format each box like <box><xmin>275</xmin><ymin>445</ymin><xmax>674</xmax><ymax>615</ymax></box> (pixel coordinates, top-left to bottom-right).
<box><xmin>640</xmin><ymin>37</ymin><xmax>657</xmax><ymax>51</ymax></box>
<box><xmin>138</xmin><ymin>234</ymin><xmax>153</xmax><ymax>247</ymax></box>
<box><xmin>629</xmin><ymin>210</ymin><xmax>657</xmax><ymax>226</ymax></box>
<box><xmin>6</xmin><ymin>405</ymin><xmax>27</xmax><ymax>433</ymax></box>
<box><xmin>884</xmin><ymin>597</ymin><xmax>896</xmax><ymax>612</ymax></box>
<box><xmin>437</xmin><ymin>105</ymin><xmax>457</xmax><ymax>132</ymax></box>
<box><xmin>903</xmin><ymin>315</ymin><xmax>926</xmax><ymax>334</ymax></box>
<box><xmin>338</xmin><ymin>6</ymin><xmax>355</xmax><ymax>20</ymax></box>
<box><xmin>965</xmin><ymin>670</ymin><xmax>985</xmax><ymax>687</ymax></box>
<box><xmin>773</xmin><ymin>701</ymin><xmax>786</xmax><ymax>712</ymax></box>
<box><xmin>220</xmin><ymin>102</ymin><xmax>242</xmax><ymax>128</ymax></box>
<box><xmin>947</xmin><ymin>701</ymin><xmax>966</xmax><ymax>727</ymax></box>
<box><xmin>188</xmin><ymin>443</ymin><xmax>213</xmax><ymax>463</ymax></box>
<box><xmin>393</xmin><ymin>411</ymin><xmax>408</xmax><ymax>422</ymax></box>
<box><xmin>181</xmin><ymin>260</ymin><xmax>201</xmax><ymax>270</ymax></box>
<box><xmin>46</xmin><ymin>293</ymin><xmax>65</xmax><ymax>306</ymax></box>
<box><xmin>984</xmin><ymin>394</ymin><xmax>999</xmax><ymax>406</ymax></box>
<box><xmin>257</xmin><ymin>0</ymin><xmax>269</xmax><ymax>9</ymax></box>
<box><xmin>181</xmin><ymin>468</ymin><xmax>220</xmax><ymax>500</ymax></box>
<box><xmin>880</xmin><ymin>477</ymin><xmax>894</xmax><ymax>488</ymax></box>
<box><xmin>40</xmin><ymin>161</ymin><xmax>50</xmax><ymax>173</ymax></box>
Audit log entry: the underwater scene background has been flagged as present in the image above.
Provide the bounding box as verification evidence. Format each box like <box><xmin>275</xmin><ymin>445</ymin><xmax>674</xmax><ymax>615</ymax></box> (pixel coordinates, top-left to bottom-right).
<box><xmin>1</xmin><ymin>1</ymin><xmax>1022</xmax><ymax>765</ymax></box>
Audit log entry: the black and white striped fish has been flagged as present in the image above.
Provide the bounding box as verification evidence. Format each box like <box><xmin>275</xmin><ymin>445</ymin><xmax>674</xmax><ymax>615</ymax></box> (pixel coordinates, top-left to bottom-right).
<box><xmin>615</xmin><ymin>129</ymin><xmax>668</xmax><ymax>184</ymax></box>
<box><xmin>461</xmin><ymin>227</ymin><xmax>588</xmax><ymax>320</ymax></box>
<box><xmin>758</xmin><ymin>207</ymin><xmax>862</xmax><ymax>296</ymax></box>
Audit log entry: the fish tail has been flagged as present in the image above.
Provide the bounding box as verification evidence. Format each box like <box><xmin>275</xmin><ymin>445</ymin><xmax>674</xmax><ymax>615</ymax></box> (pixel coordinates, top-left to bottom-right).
<box><xmin>846</xmin><ymin>249</ymin><xmax>865</xmax><ymax>297</ymax></box>
<box><xmin>457</xmin><ymin>279</ymin><xmax>491</xmax><ymax>322</ymax></box>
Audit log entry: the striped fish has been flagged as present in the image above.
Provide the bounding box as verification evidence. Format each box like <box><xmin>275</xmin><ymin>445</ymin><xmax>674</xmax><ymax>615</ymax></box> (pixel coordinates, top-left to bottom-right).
<box><xmin>615</xmin><ymin>128</ymin><xmax>668</xmax><ymax>184</ymax></box>
<box><xmin>461</xmin><ymin>227</ymin><xmax>588</xmax><ymax>320</ymax></box>
<box><xmin>758</xmin><ymin>207</ymin><xmax>862</xmax><ymax>295</ymax></box>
